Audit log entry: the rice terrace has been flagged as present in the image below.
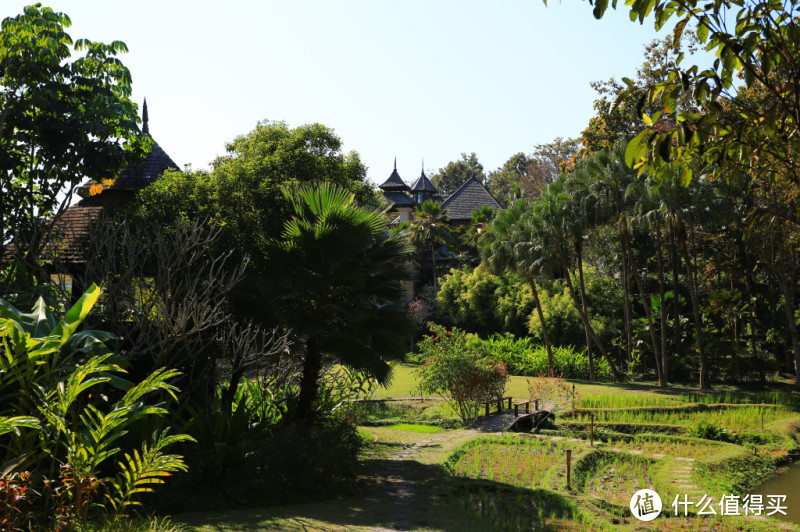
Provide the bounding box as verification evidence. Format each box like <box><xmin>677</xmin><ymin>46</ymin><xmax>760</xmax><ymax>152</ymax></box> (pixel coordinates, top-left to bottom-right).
<box><xmin>4</xmin><ymin>1</ymin><xmax>800</xmax><ymax>532</ymax></box>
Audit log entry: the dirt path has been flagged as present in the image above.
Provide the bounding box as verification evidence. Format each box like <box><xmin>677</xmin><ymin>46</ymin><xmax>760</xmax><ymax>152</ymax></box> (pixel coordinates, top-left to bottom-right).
<box><xmin>365</xmin><ymin>429</ymin><xmax>482</xmax><ymax>531</ymax></box>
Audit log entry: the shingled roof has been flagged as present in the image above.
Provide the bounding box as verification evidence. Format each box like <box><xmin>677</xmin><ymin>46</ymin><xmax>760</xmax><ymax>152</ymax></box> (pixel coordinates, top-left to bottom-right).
<box><xmin>382</xmin><ymin>190</ymin><xmax>415</xmax><ymax>208</ymax></box>
<box><xmin>410</xmin><ymin>169</ymin><xmax>437</xmax><ymax>193</ymax></box>
<box><xmin>440</xmin><ymin>176</ymin><xmax>502</xmax><ymax>221</ymax></box>
<box><xmin>46</xmin><ymin>99</ymin><xmax>179</xmax><ymax>264</ymax></box>
<box><xmin>78</xmin><ymin>99</ymin><xmax>179</xmax><ymax>197</ymax></box>
<box><xmin>39</xmin><ymin>205</ymin><xmax>103</xmax><ymax>264</ymax></box>
<box><xmin>379</xmin><ymin>158</ymin><xmax>410</xmax><ymax>192</ymax></box>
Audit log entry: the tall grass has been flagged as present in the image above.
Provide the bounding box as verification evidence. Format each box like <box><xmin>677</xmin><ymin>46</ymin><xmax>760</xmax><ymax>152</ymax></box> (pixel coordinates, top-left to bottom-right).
<box><xmin>577</xmin><ymin>391</ymin><xmax>800</xmax><ymax>409</ymax></box>
<box><xmin>577</xmin><ymin>393</ymin><xmax>683</xmax><ymax>409</ymax></box>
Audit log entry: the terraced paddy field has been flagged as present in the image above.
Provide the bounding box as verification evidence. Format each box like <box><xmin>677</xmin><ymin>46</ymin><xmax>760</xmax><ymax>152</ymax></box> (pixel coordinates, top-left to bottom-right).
<box><xmin>178</xmin><ymin>367</ymin><xmax>800</xmax><ymax>531</ymax></box>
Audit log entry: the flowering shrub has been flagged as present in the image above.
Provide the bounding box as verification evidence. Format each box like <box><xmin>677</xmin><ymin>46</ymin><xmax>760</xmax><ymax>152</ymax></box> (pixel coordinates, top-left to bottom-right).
<box><xmin>527</xmin><ymin>375</ymin><xmax>577</xmax><ymax>418</ymax></box>
<box><xmin>415</xmin><ymin>323</ymin><xmax>509</xmax><ymax>422</ymax></box>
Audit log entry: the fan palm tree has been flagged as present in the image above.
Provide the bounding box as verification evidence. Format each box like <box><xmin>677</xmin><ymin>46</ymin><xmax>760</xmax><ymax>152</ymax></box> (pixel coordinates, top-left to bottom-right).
<box><xmin>583</xmin><ymin>142</ymin><xmax>672</xmax><ymax>385</ymax></box>
<box><xmin>407</xmin><ymin>199</ymin><xmax>453</xmax><ymax>290</ymax></box>
<box><xmin>563</xmin><ymin>168</ymin><xmax>599</xmax><ymax>381</ymax></box>
<box><xmin>647</xmin><ymin>163</ymin><xmax>727</xmax><ymax>390</ymax></box>
<box><xmin>273</xmin><ymin>183</ymin><xmax>415</xmax><ymax>422</ymax></box>
<box><xmin>585</xmin><ymin>145</ymin><xmax>637</xmax><ymax>367</ymax></box>
<box><xmin>480</xmin><ymin>200</ymin><xmax>557</xmax><ymax>377</ymax></box>
<box><xmin>535</xmin><ymin>187</ymin><xmax>624</xmax><ymax>382</ymax></box>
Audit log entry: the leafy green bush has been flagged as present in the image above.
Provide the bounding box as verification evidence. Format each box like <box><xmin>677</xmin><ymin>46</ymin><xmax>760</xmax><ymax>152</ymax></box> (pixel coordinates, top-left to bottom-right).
<box><xmin>437</xmin><ymin>265</ymin><xmax>621</xmax><ymax>350</ymax></box>
<box><xmin>0</xmin><ymin>286</ymin><xmax>193</xmax><ymax>529</ymax></box>
<box><xmin>527</xmin><ymin>285</ymin><xmax>586</xmax><ymax>347</ymax></box>
<box><xmin>482</xmin><ymin>333</ymin><xmax>614</xmax><ymax>381</ymax></box>
<box><xmin>415</xmin><ymin>324</ymin><xmax>509</xmax><ymax>422</ymax></box>
<box><xmin>689</xmin><ymin>419</ymin><xmax>728</xmax><ymax>441</ymax></box>
<box><xmin>437</xmin><ymin>267</ymin><xmax>534</xmax><ymax>338</ymax></box>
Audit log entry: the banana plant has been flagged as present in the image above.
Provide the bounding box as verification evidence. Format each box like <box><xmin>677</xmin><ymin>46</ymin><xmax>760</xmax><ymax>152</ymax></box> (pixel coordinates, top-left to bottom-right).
<box><xmin>0</xmin><ymin>284</ymin><xmax>194</xmax><ymax>525</ymax></box>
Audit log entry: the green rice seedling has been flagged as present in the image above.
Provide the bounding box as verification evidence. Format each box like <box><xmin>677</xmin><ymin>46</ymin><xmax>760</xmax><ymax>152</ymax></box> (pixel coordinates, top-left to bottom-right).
<box><xmin>577</xmin><ymin>392</ymin><xmax>683</xmax><ymax>409</ymax></box>
<box><xmin>568</xmin><ymin>404</ymin><xmax>793</xmax><ymax>431</ymax></box>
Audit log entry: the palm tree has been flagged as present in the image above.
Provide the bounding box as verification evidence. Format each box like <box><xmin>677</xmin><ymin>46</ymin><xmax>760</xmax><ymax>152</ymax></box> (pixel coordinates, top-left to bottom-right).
<box><xmin>535</xmin><ymin>187</ymin><xmax>624</xmax><ymax>382</ymax></box>
<box><xmin>585</xmin><ymin>143</ymin><xmax>666</xmax><ymax>386</ymax></box>
<box><xmin>480</xmin><ymin>200</ymin><xmax>558</xmax><ymax>377</ymax></box>
<box><xmin>648</xmin><ymin>163</ymin><xmax>727</xmax><ymax>390</ymax></box>
<box><xmin>407</xmin><ymin>199</ymin><xmax>453</xmax><ymax>290</ymax></box>
<box><xmin>273</xmin><ymin>183</ymin><xmax>415</xmax><ymax>423</ymax></box>
<box><xmin>585</xmin><ymin>146</ymin><xmax>636</xmax><ymax>368</ymax></box>
<box><xmin>563</xmin><ymin>168</ymin><xmax>599</xmax><ymax>381</ymax></box>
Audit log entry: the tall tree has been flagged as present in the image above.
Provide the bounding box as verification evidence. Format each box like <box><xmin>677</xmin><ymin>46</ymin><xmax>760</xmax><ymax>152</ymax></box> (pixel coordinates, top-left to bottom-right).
<box><xmin>480</xmin><ymin>201</ymin><xmax>558</xmax><ymax>377</ymax></box>
<box><xmin>271</xmin><ymin>183</ymin><xmax>414</xmax><ymax>423</ymax></box>
<box><xmin>523</xmin><ymin>138</ymin><xmax>581</xmax><ymax>197</ymax></box>
<box><xmin>431</xmin><ymin>152</ymin><xmax>485</xmax><ymax>196</ymax></box>
<box><xmin>406</xmin><ymin>200</ymin><xmax>453</xmax><ymax>290</ymax></box>
<box><xmin>535</xmin><ymin>187</ymin><xmax>624</xmax><ymax>382</ymax></box>
<box><xmin>0</xmin><ymin>4</ymin><xmax>148</xmax><ymax>290</ymax></box>
<box><xmin>585</xmin><ymin>144</ymin><xmax>666</xmax><ymax>386</ymax></box>
<box><xmin>487</xmin><ymin>153</ymin><xmax>530</xmax><ymax>207</ymax></box>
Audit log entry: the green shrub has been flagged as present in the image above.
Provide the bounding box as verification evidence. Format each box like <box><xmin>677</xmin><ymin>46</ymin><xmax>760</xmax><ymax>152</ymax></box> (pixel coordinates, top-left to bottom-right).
<box><xmin>415</xmin><ymin>323</ymin><xmax>509</xmax><ymax>422</ymax></box>
<box><xmin>437</xmin><ymin>267</ymin><xmax>534</xmax><ymax>338</ymax></box>
<box><xmin>481</xmin><ymin>333</ymin><xmax>614</xmax><ymax>381</ymax></box>
<box><xmin>689</xmin><ymin>419</ymin><xmax>728</xmax><ymax>441</ymax></box>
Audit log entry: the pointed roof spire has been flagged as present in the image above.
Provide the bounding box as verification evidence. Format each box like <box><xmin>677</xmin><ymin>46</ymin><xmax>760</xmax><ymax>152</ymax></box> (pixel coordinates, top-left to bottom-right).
<box><xmin>410</xmin><ymin>162</ymin><xmax>437</xmax><ymax>193</ymax></box>
<box><xmin>378</xmin><ymin>158</ymin><xmax>409</xmax><ymax>191</ymax></box>
<box><xmin>142</xmin><ymin>98</ymin><xmax>150</xmax><ymax>136</ymax></box>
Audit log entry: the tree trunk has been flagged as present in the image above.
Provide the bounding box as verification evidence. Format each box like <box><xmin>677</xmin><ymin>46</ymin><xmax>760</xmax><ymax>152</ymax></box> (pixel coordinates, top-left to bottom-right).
<box><xmin>623</xmin><ymin>224</ymin><xmax>665</xmax><ymax>386</ymax></box>
<box><xmin>431</xmin><ymin>244</ymin><xmax>437</xmax><ymax>290</ymax></box>
<box><xmin>656</xmin><ymin>225</ymin><xmax>669</xmax><ymax>383</ymax></box>
<box><xmin>771</xmin><ymin>243</ymin><xmax>800</xmax><ymax>389</ymax></box>
<box><xmin>297</xmin><ymin>336</ymin><xmax>323</xmax><ymax>423</ymax></box>
<box><xmin>669</xmin><ymin>225</ymin><xmax>685</xmax><ymax>358</ymax></box>
<box><xmin>678</xmin><ymin>223</ymin><xmax>710</xmax><ymax>390</ymax></box>
<box><xmin>621</xmin><ymin>235</ymin><xmax>633</xmax><ymax>364</ymax></box>
<box><xmin>528</xmin><ymin>277</ymin><xmax>554</xmax><ymax>378</ymax></box>
<box><xmin>575</xmin><ymin>237</ymin><xmax>596</xmax><ymax>381</ymax></box>
<box><xmin>561</xmin><ymin>257</ymin><xmax>624</xmax><ymax>382</ymax></box>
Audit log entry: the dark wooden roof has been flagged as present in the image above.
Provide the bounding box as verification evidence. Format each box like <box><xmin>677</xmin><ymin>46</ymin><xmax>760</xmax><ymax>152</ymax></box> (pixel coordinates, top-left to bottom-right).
<box><xmin>379</xmin><ymin>160</ymin><xmax>410</xmax><ymax>192</ymax></box>
<box><xmin>46</xmin><ymin>100</ymin><xmax>179</xmax><ymax>264</ymax></box>
<box><xmin>78</xmin><ymin>138</ymin><xmax>179</xmax><ymax>197</ymax></box>
<box><xmin>410</xmin><ymin>170</ymin><xmax>437</xmax><ymax>193</ymax></box>
<box><xmin>382</xmin><ymin>190</ymin><xmax>415</xmax><ymax>209</ymax></box>
<box><xmin>39</xmin><ymin>204</ymin><xmax>103</xmax><ymax>264</ymax></box>
<box><xmin>440</xmin><ymin>176</ymin><xmax>502</xmax><ymax>221</ymax></box>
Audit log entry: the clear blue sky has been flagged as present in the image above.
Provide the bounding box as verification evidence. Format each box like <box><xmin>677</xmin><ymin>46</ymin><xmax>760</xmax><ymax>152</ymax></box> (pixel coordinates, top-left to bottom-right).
<box><xmin>32</xmin><ymin>1</ymin><xmax>680</xmax><ymax>186</ymax></box>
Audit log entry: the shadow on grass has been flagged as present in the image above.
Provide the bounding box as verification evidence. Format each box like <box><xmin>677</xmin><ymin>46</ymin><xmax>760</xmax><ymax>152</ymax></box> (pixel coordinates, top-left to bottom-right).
<box><xmin>174</xmin><ymin>455</ymin><xmax>590</xmax><ymax>531</ymax></box>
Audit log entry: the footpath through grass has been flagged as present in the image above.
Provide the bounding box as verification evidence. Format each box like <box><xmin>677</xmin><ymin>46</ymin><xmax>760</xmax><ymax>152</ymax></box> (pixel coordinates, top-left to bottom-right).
<box><xmin>175</xmin><ymin>367</ymin><xmax>800</xmax><ymax>531</ymax></box>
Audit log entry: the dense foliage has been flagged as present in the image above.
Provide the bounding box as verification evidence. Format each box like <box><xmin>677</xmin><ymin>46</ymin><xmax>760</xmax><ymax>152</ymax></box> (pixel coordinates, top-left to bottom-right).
<box><xmin>484</xmin><ymin>334</ymin><xmax>614</xmax><ymax>381</ymax></box>
<box><xmin>0</xmin><ymin>286</ymin><xmax>192</xmax><ymax>529</ymax></box>
<box><xmin>0</xmin><ymin>4</ymin><xmax>149</xmax><ymax>298</ymax></box>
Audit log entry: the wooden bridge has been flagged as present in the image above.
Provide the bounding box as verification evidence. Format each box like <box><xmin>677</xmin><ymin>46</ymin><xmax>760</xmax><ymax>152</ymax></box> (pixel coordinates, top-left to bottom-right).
<box><xmin>472</xmin><ymin>397</ymin><xmax>553</xmax><ymax>432</ymax></box>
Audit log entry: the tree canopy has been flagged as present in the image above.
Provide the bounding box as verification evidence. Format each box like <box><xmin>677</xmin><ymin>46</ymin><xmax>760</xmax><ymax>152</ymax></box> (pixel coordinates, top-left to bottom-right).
<box><xmin>0</xmin><ymin>4</ymin><xmax>148</xmax><ymax>288</ymax></box>
<box><xmin>580</xmin><ymin>0</ymin><xmax>800</xmax><ymax>188</ymax></box>
<box><xmin>135</xmin><ymin>120</ymin><xmax>375</xmax><ymax>262</ymax></box>
<box><xmin>431</xmin><ymin>152</ymin><xmax>485</xmax><ymax>196</ymax></box>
